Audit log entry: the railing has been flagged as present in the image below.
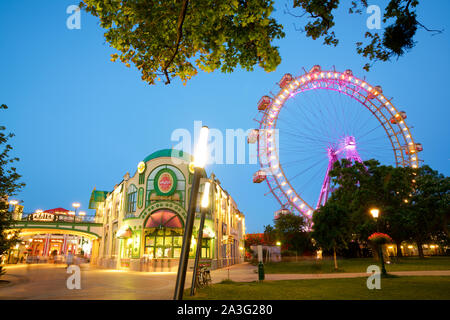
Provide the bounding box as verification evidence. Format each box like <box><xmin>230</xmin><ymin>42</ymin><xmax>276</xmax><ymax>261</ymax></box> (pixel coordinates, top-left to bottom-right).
<box><xmin>15</xmin><ymin>213</ymin><xmax>102</xmax><ymax>224</ymax></box>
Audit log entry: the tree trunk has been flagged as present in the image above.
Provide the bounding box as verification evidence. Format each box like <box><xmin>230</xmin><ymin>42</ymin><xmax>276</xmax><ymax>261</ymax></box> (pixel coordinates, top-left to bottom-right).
<box><xmin>396</xmin><ymin>241</ymin><xmax>403</xmax><ymax>258</ymax></box>
<box><xmin>333</xmin><ymin>247</ymin><xmax>338</xmax><ymax>270</ymax></box>
<box><xmin>416</xmin><ymin>241</ymin><xmax>425</xmax><ymax>258</ymax></box>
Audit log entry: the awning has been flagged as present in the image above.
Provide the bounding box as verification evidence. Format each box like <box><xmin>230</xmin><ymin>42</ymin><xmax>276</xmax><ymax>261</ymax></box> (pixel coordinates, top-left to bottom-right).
<box><xmin>116</xmin><ymin>226</ymin><xmax>132</xmax><ymax>239</ymax></box>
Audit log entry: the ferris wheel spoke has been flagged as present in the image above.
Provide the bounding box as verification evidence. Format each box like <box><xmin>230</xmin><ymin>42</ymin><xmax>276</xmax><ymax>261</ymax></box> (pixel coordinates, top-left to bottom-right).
<box><xmin>277</xmin><ymin>107</ymin><xmax>324</xmax><ymax>138</ymax></box>
<box><xmin>355</xmin><ymin>122</ymin><xmax>384</xmax><ymax>141</ymax></box>
<box><xmin>294</xmin><ymin>164</ymin><xmax>328</xmax><ymax>201</ymax></box>
<box><xmin>281</xmin><ymin>153</ymin><xmax>328</xmax><ymax>168</ymax></box>
<box><xmin>357</xmin><ymin>133</ymin><xmax>392</xmax><ymax>145</ymax></box>
<box><xmin>284</xmin><ymin>102</ymin><xmax>330</xmax><ymax>140</ymax></box>
<box><xmin>283</xmin><ymin>157</ymin><xmax>325</xmax><ymax>182</ymax></box>
<box><xmin>279</xmin><ymin>125</ymin><xmax>336</xmax><ymax>147</ymax></box>
<box><xmin>280</xmin><ymin>128</ymin><xmax>335</xmax><ymax>145</ymax></box>
<box><xmin>295</xmin><ymin>93</ymin><xmax>333</xmax><ymax>140</ymax></box>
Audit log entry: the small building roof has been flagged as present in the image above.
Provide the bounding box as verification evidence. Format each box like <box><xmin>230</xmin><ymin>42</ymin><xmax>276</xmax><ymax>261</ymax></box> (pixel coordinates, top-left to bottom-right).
<box><xmin>44</xmin><ymin>208</ymin><xmax>69</xmax><ymax>214</ymax></box>
<box><xmin>89</xmin><ymin>190</ymin><xmax>109</xmax><ymax>209</ymax></box>
<box><xmin>143</xmin><ymin>149</ymin><xmax>193</xmax><ymax>163</ymax></box>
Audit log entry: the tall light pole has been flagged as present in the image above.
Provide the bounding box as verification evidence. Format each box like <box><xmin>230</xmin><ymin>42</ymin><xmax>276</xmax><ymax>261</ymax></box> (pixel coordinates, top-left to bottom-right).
<box><xmin>370</xmin><ymin>208</ymin><xmax>387</xmax><ymax>275</ymax></box>
<box><xmin>9</xmin><ymin>200</ymin><xmax>18</xmax><ymax>212</ymax></box>
<box><xmin>190</xmin><ymin>181</ymin><xmax>211</xmax><ymax>296</ymax></box>
<box><xmin>9</xmin><ymin>200</ymin><xmax>18</xmax><ymax>220</ymax></box>
<box><xmin>174</xmin><ymin>126</ymin><xmax>209</xmax><ymax>300</ymax></box>
<box><xmin>72</xmin><ymin>202</ymin><xmax>80</xmax><ymax>222</ymax></box>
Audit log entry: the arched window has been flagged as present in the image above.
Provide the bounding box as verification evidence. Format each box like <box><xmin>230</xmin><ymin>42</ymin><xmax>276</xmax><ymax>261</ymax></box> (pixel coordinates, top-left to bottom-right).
<box><xmin>126</xmin><ymin>185</ymin><xmax>137</xmax><ymax>213</ymax></box>
<box><xmin>146</xmin><ymin>165</ymin><xmax>186</xmax><ymax>207</ymax></box>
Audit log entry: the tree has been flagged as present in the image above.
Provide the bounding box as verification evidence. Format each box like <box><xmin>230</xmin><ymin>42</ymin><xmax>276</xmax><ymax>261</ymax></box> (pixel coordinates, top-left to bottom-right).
<box><xmin>312</xmin><ymin>201</ymin><xmax>352</xmax><ymax>269</ymax></box>
<box><xmin>263</xmin><ymin>224</ymin><xmax>277</xmax><ymax>245</ymax></box>
<box><xmin>323</xmin><ymin>158</ymin><xmax>448</xmax><ymax>259</ymax></box>
<box><xmin>406</xmin><ymin>165</ymin><xmax>449</xmax><ymax>258</ymax></box>
<box><xmin>289</xmin><ymin>0</ymin><xmax>443</xmax><ymax>70</ymax></box>
<box><xmin>80</xmin><ymin>0</ymin><xmax>285</xmax><ymax>85</ymax></box>
<box><xmin>269</xmin><ymin>212</ymin><xmax>313</xmax><ymax>255</ymax></box>
<box><xmin>0</xmin><ymin>104</ymin><xmax>25</xmax><ymax>277</ymax></box>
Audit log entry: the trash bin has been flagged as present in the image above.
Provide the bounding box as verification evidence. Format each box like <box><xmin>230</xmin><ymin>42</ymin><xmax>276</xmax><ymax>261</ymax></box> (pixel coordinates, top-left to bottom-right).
<box><xmin>258</xmin><ymin>261</ymin><xmax>265</xmax><ymax>281</ymax></box>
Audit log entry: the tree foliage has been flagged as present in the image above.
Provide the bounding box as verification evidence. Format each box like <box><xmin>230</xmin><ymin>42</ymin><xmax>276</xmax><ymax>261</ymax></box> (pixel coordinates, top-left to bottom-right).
<box><xmin>264</xmin><ymin>213</ymin><xmax>313</xmax><ymax>254</ymax></box>
<box><xmin>290</xmin><ymin>0</ymin><xmax>442</xmax><ymax>70</ymax></box>
<box><xmin>312</xmin><ymin>201</ymin><xmax>352</xmax><ymax>252</ymax></box>
<box><xmin>313</xmin><ymin>158</ymin><xmax>449</xmax><ymax>259</ymax></box>
<box><xmin>406</xmin><ymin>165</ymin><xmax>450</xmax><ymax>257</ymax></box>
<box><xmin>0</xmin><ymin>104</ymin><xmax>25</xmax><ymax>276</ymax></box>
<box><xmin>80</xmin><ymin>0</ymin><xmax>285</xmax><ymax>85</ymax></box>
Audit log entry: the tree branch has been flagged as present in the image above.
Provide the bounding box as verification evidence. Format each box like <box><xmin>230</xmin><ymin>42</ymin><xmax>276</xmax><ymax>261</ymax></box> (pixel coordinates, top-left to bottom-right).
<box><xmin>163</xmin><ymin>0</ymin><xmax>189</xmax><ymax>85</ymax></box>
<box><xmin>417</xmin><ymin>21</ymin><xmax>444</xmax><ymax>36</ymax></box>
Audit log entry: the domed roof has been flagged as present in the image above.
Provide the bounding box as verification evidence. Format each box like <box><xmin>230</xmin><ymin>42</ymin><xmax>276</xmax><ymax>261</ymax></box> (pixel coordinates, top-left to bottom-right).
<box><xmin>143</xmin><ymin>149</ymin><xmax>193</xmax><ymax>163</ymax></box>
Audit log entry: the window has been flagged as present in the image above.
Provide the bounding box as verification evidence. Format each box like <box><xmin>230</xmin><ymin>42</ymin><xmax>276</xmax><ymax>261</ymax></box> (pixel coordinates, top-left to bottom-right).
<box><xmin>114</xmin><ymin>200</ymin><xmax>120</xmax><ymax>219</ymax></box>
<box><xmin>124</xmin><ymin>239</ymin><xmax>133</xmax><ymax>258</ymax></box>
<box><xmin>103</xmin><ymin>232</ymin><xmax>109</xmax><ymax>256</ymax></box>
<box><xmin>112</xmin><ymin>231</ymin><xmax>117</xmax><ymax>256</ymax></box>
<box><xmin>126</xmin><ymin>185</ymin><xmax>137</xmax><ymax>213</ymax></box>
<box><xmin>201</xmin><ymin>239</ymin><xmax>211</xmax><ymax>258</ymax></box>
<box><xmin>146</xmin><ymin>165</ymin><xmax>186</xmax><ymax>207</ymax></box>
<box><xmin>144</xmin><ymin>228</ymin><xmax>183</xmax><ymax>259</ymax></box>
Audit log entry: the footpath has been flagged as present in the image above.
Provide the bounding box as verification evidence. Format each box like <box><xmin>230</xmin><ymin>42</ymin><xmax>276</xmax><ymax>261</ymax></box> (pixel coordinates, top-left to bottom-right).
<box><xmin>210</xmin><ymin>263</ymin><xmax>450</xmax><ymax>283</ymax></box>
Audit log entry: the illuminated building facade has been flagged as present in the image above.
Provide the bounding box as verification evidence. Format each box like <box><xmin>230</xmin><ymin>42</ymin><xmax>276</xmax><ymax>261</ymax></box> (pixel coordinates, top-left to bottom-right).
<box><xmin>3</xmin><ymin>207</ymin><xmax>94</xmax><ymax>264</ymax></box>
<box><xmin>89</xmin><ymin>149</ymin><xmax>246</xmax><ymax>272</ymax></box>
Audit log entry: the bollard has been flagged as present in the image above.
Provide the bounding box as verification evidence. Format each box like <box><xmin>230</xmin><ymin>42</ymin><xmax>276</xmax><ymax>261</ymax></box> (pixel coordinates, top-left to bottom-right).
<box><xmin>258</xmin><ymin>261</ymin><xmax>265</xmax><ymax>281</ymax></box>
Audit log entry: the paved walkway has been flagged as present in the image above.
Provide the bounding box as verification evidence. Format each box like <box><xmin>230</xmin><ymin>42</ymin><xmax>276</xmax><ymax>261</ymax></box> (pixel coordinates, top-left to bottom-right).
<box><xmin>209</xmin><ymin>262</ymin><xmax>450</xmax><ymax>283</ymax></box>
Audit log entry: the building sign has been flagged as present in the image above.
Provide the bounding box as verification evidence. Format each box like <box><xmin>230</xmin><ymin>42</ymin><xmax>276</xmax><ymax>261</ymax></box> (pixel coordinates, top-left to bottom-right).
<box><xmin>31</xmin><ymin>212</ymin><xmax>55</xmax><ymax>221</ymax></box>
<box><xmin>154</xmin><ymin>169</ymin><xmax>177</xmax><ymax>196</ymax></box>
<box><xmin>137</xmin><ymin>161</ymin><xmax>146</xmax><ymax>174</ymax></box>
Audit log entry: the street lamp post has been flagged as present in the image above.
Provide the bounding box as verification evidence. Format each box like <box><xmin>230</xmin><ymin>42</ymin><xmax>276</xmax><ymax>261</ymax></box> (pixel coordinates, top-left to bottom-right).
<box><xmin>190</xmin><ymin>181</ymin><xmax>211</xmax><ymax>296</ymax></box>
<box><xmin>72</xmin><ymin>202</ymin><xmax>80</xmax><ymax>222</ymax></box>
<box><xmin>174</xmin><ymin>126</ymin><xmax>209</xmax><ymax>300</ymax></box>
<box><xmin>9</xmin><ymin>200</ymin><xmax>18</xmax><ymax>212</ymax></box>
<box><xmin>370</xmin><ymin>208</ymin><xmax>387</xmax><ymax>275</ymax></box>
<box><xmin>9</xmin><ymin>200</ymin><xmax>18</xmax><ymax>220</ymax></box>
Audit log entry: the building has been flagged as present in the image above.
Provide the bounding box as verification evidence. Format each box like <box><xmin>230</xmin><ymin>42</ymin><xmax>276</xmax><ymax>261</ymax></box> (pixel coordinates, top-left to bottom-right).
<box><xmin>3</xmin><ymin>207</ymin><xmax>96</xmax><ymax>264</ymax></box>
<box><xmin>89</xmin><ymin>149</ymin><xmax>246</xmax><ymax>272</ymax></box>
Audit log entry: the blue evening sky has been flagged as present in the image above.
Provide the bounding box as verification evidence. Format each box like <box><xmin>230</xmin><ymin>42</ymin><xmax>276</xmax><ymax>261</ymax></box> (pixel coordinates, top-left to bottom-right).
<box><xmin>1</xmin><ymin>1</ymin><xmax>449</xmax><ymax>233</ymax></box>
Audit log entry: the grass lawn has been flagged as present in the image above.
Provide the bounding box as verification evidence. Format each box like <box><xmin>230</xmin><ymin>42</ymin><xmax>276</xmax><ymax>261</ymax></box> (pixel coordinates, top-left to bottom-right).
<box><xmin>186</xmin><ymin>276</ymin><xmax>450</xmax><ymax>300</ymax></box>
<box><xmin>263</xmin><ymin>256</ymin><xmax>450</xmax><ymax>274</ymax></box>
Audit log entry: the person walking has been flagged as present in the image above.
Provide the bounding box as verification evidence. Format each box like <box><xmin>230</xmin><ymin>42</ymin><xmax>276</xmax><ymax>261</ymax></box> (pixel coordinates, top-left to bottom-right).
<box><xmin>51</xmin><ymin>250</ymin><xmax>58</xmax><ymax>264</ymax></box>
<box><xmin>66</xmin><ymin>251</ymin><xmax>73</xmax><ymax>268</ymax></box>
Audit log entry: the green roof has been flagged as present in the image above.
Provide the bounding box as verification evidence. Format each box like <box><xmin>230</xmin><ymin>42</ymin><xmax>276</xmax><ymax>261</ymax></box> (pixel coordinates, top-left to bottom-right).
<box><xmin>143</xmin><ymin>149</ymin><xmax>193</xmax><ymax>163</ymax></box>
<box><xmin>88</xmin><ymin>190</ymin><xmax>109</xmax><ymax>209</ymax></box>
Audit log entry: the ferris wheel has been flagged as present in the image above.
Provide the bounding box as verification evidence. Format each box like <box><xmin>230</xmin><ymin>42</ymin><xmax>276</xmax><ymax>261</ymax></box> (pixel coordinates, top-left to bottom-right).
<box><xmin>248</xmin><ymin>65</ymin><xmax>422</xmax><ymax>223</ymax></box>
